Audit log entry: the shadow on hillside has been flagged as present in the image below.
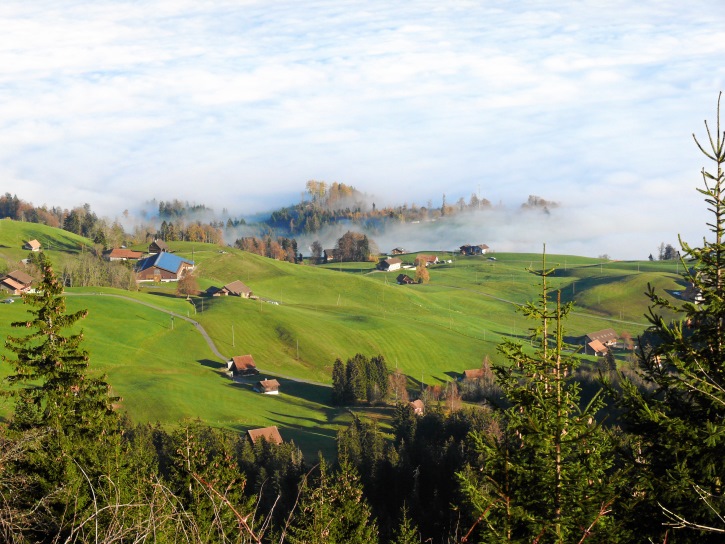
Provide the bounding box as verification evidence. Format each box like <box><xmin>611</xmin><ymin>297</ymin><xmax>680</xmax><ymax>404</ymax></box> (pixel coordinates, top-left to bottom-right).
<box><xmin>147</xmin><ymin>292</ymin><xmax>180</xmax><ymax>299</ymax></box>
<box><xmin>197</xmin><ymin>358</ymin><xmax>223</xmax><ymax>370</ymax></box>
<box><xmin>224</xmin><ymin>375</ymin><xmax>333</xmax><ymax>404</ymax></box>
<box><xmin>491</xmin><ymin>328</ymin><xmax>529</xmax><ymax>342</ymax></box>
<box><xmin>279</xmin><ymin>379</ymin><xmax>335</xmax><ymax>408</ymax></box>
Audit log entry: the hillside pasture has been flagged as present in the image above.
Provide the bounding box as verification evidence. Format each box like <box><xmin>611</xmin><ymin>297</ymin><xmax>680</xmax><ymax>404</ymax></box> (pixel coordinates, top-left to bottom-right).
<box><xmin>0</xmin><ymin>224</ymin><xmax>688</xmax><ymax>457</ymax></box>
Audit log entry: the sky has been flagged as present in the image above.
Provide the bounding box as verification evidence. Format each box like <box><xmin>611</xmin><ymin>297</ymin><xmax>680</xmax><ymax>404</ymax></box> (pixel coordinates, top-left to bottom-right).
<box><xmin>2</xmin><ymin>1</ymin><xmax>724</xmax><ymax>259</ymax></box>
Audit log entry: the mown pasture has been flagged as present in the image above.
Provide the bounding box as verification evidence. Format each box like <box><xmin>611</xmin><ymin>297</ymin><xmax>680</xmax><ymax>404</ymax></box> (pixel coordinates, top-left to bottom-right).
<box><xmin>0</xmin><ymin>220</ymin><xmax>685</xmax><ymax>457</ymax></box>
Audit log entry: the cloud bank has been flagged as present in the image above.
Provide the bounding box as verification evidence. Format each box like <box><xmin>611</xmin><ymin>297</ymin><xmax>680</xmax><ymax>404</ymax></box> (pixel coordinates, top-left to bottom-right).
<box><xmin>1</xmin><ymin>1</ymin><xmax>724</xmax><ymax>259</ymax></box>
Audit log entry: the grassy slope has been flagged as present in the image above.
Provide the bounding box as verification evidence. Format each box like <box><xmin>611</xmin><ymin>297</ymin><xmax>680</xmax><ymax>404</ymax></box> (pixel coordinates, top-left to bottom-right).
<box><xmin>0</xmin><ymin>218</ymin><xmax>92</xmax><ymax>271</ymax></box>
<box><xmin>0</xmin><ymin>220</ymin><xmax>685</xmax><ymax>456</ymax></box>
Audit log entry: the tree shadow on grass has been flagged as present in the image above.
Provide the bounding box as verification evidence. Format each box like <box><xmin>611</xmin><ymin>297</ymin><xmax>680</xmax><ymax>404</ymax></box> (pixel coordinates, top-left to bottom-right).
<box><xmin>197</xmin><ymin>358</ymin><xmax>224</xmax><ymax>370</ymax></box>
<box><xmin>491</xmin><ymin>328</ymin><xmax>529</xmax><ymax>342</ymax></box>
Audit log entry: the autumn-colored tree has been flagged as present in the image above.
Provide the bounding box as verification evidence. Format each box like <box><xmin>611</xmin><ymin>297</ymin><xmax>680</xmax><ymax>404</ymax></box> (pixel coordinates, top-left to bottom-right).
<box><xmin>177</xmin><ymin>271</ymin><xmax>199</xmax><ymax>297</ymax></box>
<box><xmin>415</xmin><ymin>262</ymin><xmax>429</xmax><ymax>284</ymax></box>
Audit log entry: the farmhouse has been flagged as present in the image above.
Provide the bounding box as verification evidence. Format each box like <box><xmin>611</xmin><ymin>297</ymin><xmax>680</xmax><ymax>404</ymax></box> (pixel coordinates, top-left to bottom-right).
<box><xmin>397</xmin><ymin>274</ymin><xmax>415</xmax><ymax>285</ymax></box>
<box><xmin>461</xmin><ymin>368</ymin><xmax>484</xmax><ymax>381</ymax></box>
<box><xmin>410</xmin><ymin>399</ymin><xmax>425</xmax><ymax>416</ymax></box>
<box><xmin>587</xmin><ymin>339</ymin><xmax>608</xmax><ymax>357</ymax></box>
<box><xmin>135</xmin><ymin>252</ymin><xmax>194</xmax><ymax>282</ymax></box>
<box><xmin>224</xmin><ymin>280</ymin><xmax>253</xmax><ymax>297</ymax></box>
<box><xmin>415</xmin><ymin>254</ymin><xmax>439</xmax><ymax>266</ymax></box>
<box><xmin>23</xmin><ymin>239</ymin><xmax>41</xmax><ymax>251</ymax></box>
<box><xmin>391</xmin><ymin>247</ymin><xmax>407</xmax><ymax>255</ymax></box>
<box><xmin>207</xmin><ymin>280</ymin><xmax>253</xmax><ymax>298</ymax></box>
<box><xmin>378</xmin><ymin>257</ymin><xmax>402</xmax><ymax>272</ymax></box>
<box><xmin>460</xmin><ymin>244</ymin><xmax>490</xmax><ymax>256</ymax></box>
<box><xmin>323</xmin><ymin>249</ymin><xmax>336</xmax><ymax>262</ymax></box>
<box><xmin>0</xmin><ymin>270</ymin><xmax>33</xmax><ymax>295</ymax></box>
<box><xmin>148</xmin><ymin>239</ymin><xmax>169</xmax><ymax>254</ymax></box>
<box><xmin>256</xmin><ymin>379</ymin><xmax>280</xmax><ymax>395</ymax></box>
<box><xmin>103</xmin><ymin>248</ymin><xmax>144</xmax><ymax>261</ymax></box>
<box><xmin>584</xmin><ymin>329</ymin><xmax>618</xmax><ymax>355</ymax></box>
<box><xmin>227</xmin><ymin>354</ymin><xmax>259</xmax><ymax>376</ymax></box>
<box><xmin>247</xmin><ymin>426</ymin><xmax>283</xmax><ymax>446</ymax></box>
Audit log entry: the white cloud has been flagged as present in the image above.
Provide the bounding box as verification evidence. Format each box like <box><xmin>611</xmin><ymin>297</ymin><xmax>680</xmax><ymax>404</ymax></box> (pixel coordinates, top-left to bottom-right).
<box><xmin>1</xmin><ymin>0</ymin><xmax>724</xmax><ymax>259</ymax></box>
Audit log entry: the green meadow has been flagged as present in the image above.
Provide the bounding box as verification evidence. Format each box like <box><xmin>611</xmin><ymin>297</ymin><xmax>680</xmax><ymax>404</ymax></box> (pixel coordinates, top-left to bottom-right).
<box><xmin>0</xmin><ymin>220</ymin><xmax>685</xmax><ymax>457</ymax></box>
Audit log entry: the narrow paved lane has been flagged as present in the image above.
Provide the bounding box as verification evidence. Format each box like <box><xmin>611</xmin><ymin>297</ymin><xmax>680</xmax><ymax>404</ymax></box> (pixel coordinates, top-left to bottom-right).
<box><xmin>65</xmin><ymin>292</ymin><xmax>331</xmax><ymax>387</ymax></box>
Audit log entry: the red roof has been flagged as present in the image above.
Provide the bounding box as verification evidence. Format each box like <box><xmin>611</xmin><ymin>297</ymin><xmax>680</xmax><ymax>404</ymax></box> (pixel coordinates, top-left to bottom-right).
<box><xmin>247</xmin><ymin>426</ymin><xmax>283</xmax><ymax>445</ymax></box>
<box><xmin>230</xmin><ymin>354</ymin><xmax>257</xmax><ymax>372</ymax></box>
<box><xmin>588</xmin><ymin>339</ymin><xmax>607</xmax><ymax>354</ymax></box>
<box><xmin>257</xmin><ymin>379</ymin><xmax>280</xmax><ymax>393</ymax></box>
<box><xmin>1</xmin><ymin>277</ymin><xmax>25</xmax><ymax>291</ymax></box>
<box><xmin>107</xmin><ymin>248</ymin><xmax>144</xmax><ymax>259</ymax></box>
<box><xmin>463</xmin><ymin>369</ymin><xmax>484</xmax><ymax>380</ymax></box>
<box><xmin>6</xmin><ymin>270</ymin><xmax>32</xmax><ymax>285</ymax></box>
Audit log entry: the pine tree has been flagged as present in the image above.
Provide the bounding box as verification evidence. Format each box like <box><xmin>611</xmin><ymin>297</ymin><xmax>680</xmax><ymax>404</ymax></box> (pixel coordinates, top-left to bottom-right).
<box><xmin>2</xmin><ymin>252</ymin><xmax>120</xmax><ymax>538</ymax></box>
<box><xmin>392</xmin><ymin>503</ymin><xmax>420</xmax><ymax>544</ymax></box>
<box><xmin>287</xmin><ymin>455</ymin><xmax>378</xmax><ymax>544</ymax></box>
<box><xmin>612</xmin><ymin>93</ymin><xmax>725</xmax><ymax>541</ymax></box>
<box><xmin>331</xmin><ymin>358</ymin><xmax>346</xmax><ymax>405</ymax></box>
<box><xmin>458</xmin><ymin>248</ymin><xmax>617</xmax><ymax>543</ymax></box>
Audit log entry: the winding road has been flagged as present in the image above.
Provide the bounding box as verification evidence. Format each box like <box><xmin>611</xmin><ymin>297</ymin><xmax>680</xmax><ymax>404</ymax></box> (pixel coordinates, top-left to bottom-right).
<box><xmin>65</xmin><ymin>292</ymin><xmax>331</xmax><ymax>388</ymax></box>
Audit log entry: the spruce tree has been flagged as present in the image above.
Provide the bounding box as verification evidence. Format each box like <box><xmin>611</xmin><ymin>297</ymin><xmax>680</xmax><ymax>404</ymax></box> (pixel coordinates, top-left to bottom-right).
<box><xmin>331</xmin><ymin>358</ymin><xmax>346</xmax><ymax>405</ymax></box>
<box><xmin>287</xmin><ymin>455</ymin><xmax>378</xmax><ymax>544</ymax></box>
<box><xmin>612</xmin><ymin>93</ymin><xmax>725</xmax><ymax>541</ymax></box>
<box><xmin>458</xmin><ymin>248</ymin><xmax>617</xmax><ymax>543</ymax></box>
<box><xmin>392</xmin><ymin>503</ymin><xmax>420</xmax><ymax>544</ymax></box>
<box><xmin>2</xmin><ymin>252</ymin><xmax>120</xmax><ymax>538</ymax></box>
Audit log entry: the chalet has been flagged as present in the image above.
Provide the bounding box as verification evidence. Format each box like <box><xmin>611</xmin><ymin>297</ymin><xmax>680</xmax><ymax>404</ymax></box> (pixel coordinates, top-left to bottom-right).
<box><xmin>227</xmin><ymin>354</ymin><xmax>259</xmax><ymax>376</ymax></box>
<box><xmin>0</xmin><ymin>270</ymin><xmax>33</xmax><ymax>295</ymax></box>
<box><xmin>148</xmin><ymin>239</ymin><xmax>169</xmax><ymax>254</ymax></box>
<box><xmin>323</xmin><ymin>249</ymin><xmax>336</xmax><ymax>262</ymax></box>
<box><xmin>207</xmin><ymin>280</ymin><xmax>253</xmax><ymax>298</ymax></box>
<box><xmin>587</xmin><ymin>339</ymin><xmax>608</xmax><ymax>357</ymax></box>
<box><xmin>397</xmin><ymin>274</ymin><xmax>415</xmax><ymax>285</ymax></box>
<box><xmin>391</xmin><ymin>247</ymin><xmax>407</xmax><ymax>255</ymax></box>
<box><xmin>256</xmin><ymin>379</ymin><xmax>280</xmax><ymax>395</ymax></box>
<box><xmin>103</xmin><ymin>248</ymin><xmax>144</xmax><ymax>261</ymax></box>
<box><xmin>23</xmin><ymin>239</ymin><xmax>41</xmax><ymax>252</ymax></box>
<box><xmin>461</xmin><ymin>368</ymin><xmax>485</xmax><ymax>381</ymax></box>
<box><xmin>379</xmin><ymin>257</ymin><xmax>402</xmax><ymax>272</ymax></box>
<box><xmin>135</xmin><ymin>252</ymin><xmax>194</xmax><ymax>282</ymax></box>
<box><xmin>584</xmin><ymin>329</ymin><xmax>618</xmax><ymax>356</ymax></box>
<box><xmin>224</xmin><ymin>280</ymin><xmax>253</xmax><ymax>298</ymax></box>
<box><xmin>410</xmin><ymin>399</ymin><xmax>425</xmax><ymax>416</ymax></box>
<box><xmin>460</xmin><ymin>244</ymin><xmax>490</xmax><ymax>256</ymax></box>
<box><xmin>415</xmin><ymin>254</ymin><xmax>439</xmax><ymax>266</ymax></box>
<box><xmin>247</xmin><ymin>426</ymin><xmax>283</xmax><ymax>446</ymax></box>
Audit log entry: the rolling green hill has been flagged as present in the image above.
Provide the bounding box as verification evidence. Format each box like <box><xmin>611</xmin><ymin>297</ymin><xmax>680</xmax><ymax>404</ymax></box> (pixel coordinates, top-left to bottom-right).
<box><xmin>0</xmin><ymin>220</ymin><xmax>685</xmax><ymax>456</ymax></box>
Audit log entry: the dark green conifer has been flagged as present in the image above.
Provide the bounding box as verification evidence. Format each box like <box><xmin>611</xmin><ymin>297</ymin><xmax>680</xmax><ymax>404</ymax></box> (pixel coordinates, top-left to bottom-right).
<box><xmin>612</xmin><ymin>93</ymin><xmax>725</xmax><ymax>542</ymax></box>
<box><xmin>458</xmin><ymin>248</ymin><xmax>617</xmax><ymax>543</ymax></box>
<box><xmin>287</xmin><ymin>455</ymin><xmax>378</xmax><ymax>544</ymax></box>
<box><xmin>2</xmin><ymin>252</ymin><xmax>120</xmax><ymax>538</ymax></box>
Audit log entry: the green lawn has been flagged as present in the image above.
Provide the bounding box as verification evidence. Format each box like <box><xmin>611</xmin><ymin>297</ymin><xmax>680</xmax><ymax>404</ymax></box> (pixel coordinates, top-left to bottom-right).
<box><xmin>0</xmin><ymin>220</ymin><xmax>687</xmax><ymax>458</ymax></box>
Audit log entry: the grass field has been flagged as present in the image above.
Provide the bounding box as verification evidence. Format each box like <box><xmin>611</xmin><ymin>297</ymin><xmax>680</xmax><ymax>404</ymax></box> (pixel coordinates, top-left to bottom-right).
<box><xmin>0</xmin><ymin>220</ymin><xmax>685</xmax><ymax>457</ymax></box>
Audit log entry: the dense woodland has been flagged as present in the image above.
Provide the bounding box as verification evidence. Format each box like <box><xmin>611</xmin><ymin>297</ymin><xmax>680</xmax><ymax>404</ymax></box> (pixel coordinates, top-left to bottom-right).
<box><xmin>1</xmin><ymin>100</ymin><xmax>725</xmax><ymax>543</ymax></box>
